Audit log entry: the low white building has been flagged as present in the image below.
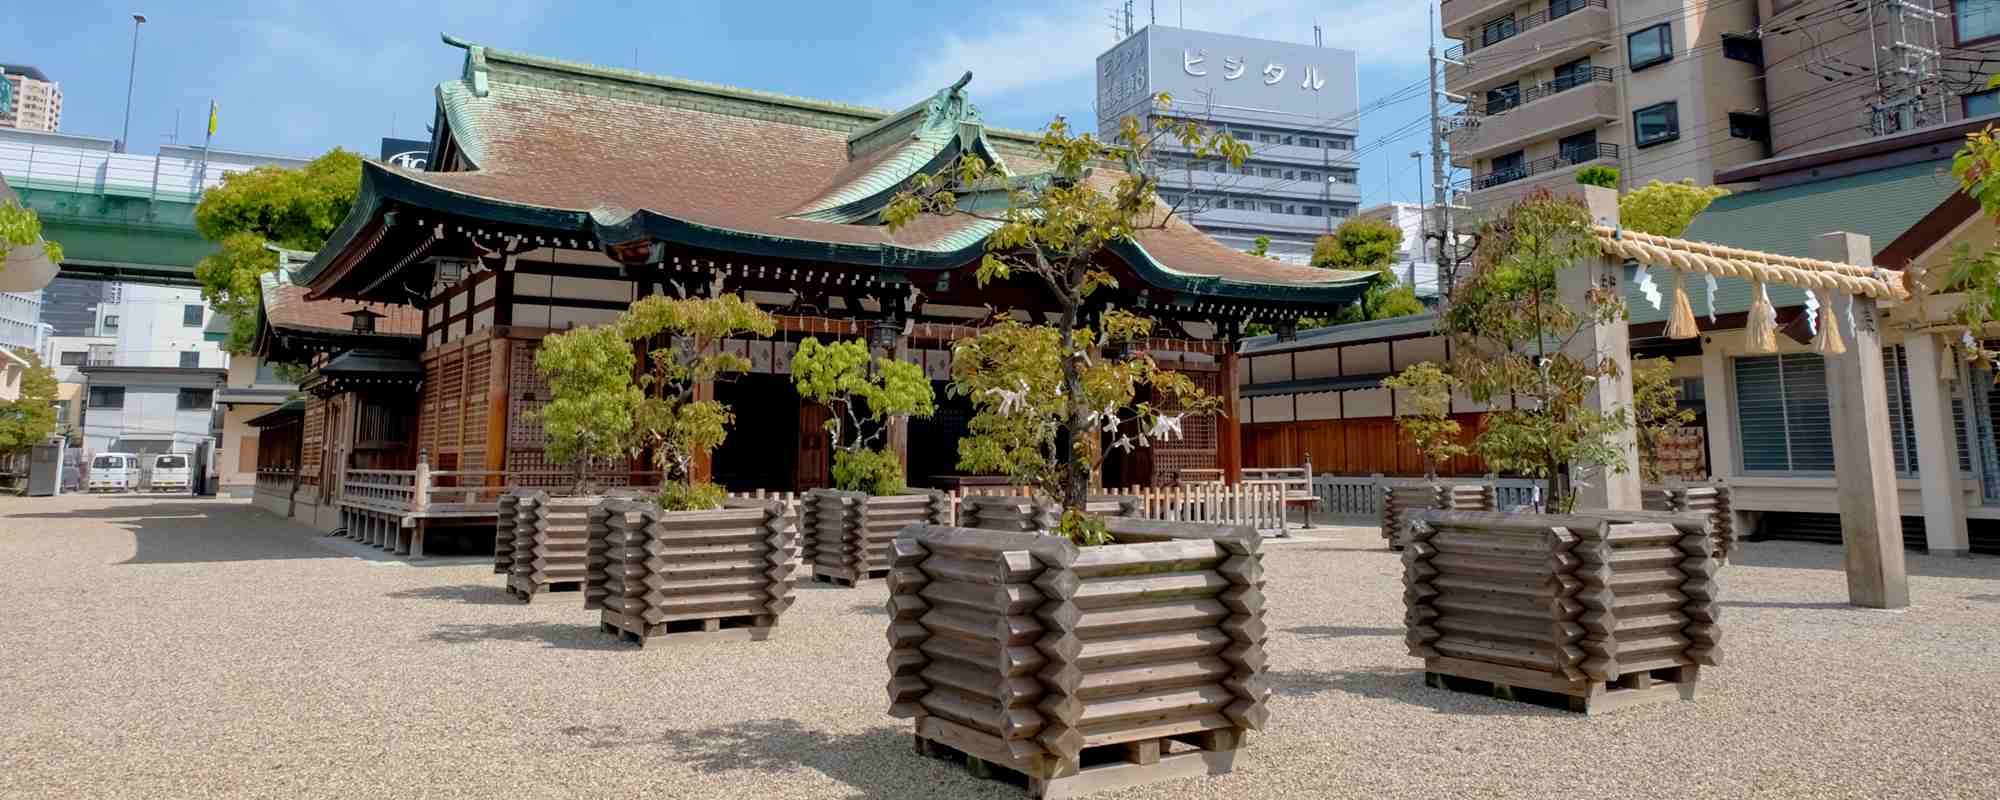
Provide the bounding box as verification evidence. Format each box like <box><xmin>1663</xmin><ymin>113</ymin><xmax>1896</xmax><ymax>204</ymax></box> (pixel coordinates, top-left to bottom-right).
<box><xmin>76</xmin><ymin>365</ymin><xmax>225</xmax><ymax>455</ymax></box>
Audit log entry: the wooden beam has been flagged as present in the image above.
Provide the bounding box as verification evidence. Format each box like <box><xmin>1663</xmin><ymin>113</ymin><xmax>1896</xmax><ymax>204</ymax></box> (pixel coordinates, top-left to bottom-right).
<box><xmin>1218</xmin><ymin>350</ymin><xmax>1243</xmax><ymax>484</ymax></box>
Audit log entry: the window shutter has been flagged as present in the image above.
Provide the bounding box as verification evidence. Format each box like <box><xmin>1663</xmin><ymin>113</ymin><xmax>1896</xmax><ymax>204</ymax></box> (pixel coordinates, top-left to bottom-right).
<box><xmin>1781</xmin><ymin>353</ymin><xmax>1835</xmax><ymax>471</ymax></box>
<box><xmin>1734</xmin><ymin>355</ymin><xmax>1789</xmax><ymax>472</ymax></box>
<box><xmin>1882</xmin><ymin>346</ymin><xmax>1918</xmax><ymax>475</ymax></box>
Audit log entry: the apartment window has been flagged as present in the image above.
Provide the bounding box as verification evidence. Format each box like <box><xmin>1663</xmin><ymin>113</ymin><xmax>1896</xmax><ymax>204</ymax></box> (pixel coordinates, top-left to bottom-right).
<box><xmin>102</xmin><ymin>315</ymin><xmax>120</xmax><ymax>332</ymax></box>
<box><xmin>1486</xmin><ymin>83</ymin><xmax>1521</xmax><ymax>114</ymax></box>
<box><xmin>1301</xmin><ymin>170</ymin><xmax>1320</xmax><ymax>181</ymax></box>
<box><xmin>1550</xmin><ymin>0</ymin><xmax>1589</xmax><ymax>19</ymax></box>
<box><xmin>1331</xmin><ymin>207</ymin><xmax>1351</xmax><ymax>218</ymax></box>
<box><xmin>179</xmin><ymin>351</ymin><xmax>201</xmax><ymax>368</ymax></box>
<box><xmin>1734</xmin><ymin>353</ymin><xmax>1834</xmax><ymax>473</ymax></box>
<box><xmin>182</xmin><ymin>304</ymin><xmax>203</xmax><ymax>326</ymax></box>
<box><xmin>1299</xmin><ymin>136</ymin><xmax>1320</xmax><ymax>148</ymax></box>
<box><xmin>1965</xmin><ymin>88</ymin><xmax>2000</xmax><ymax>117</ymax></box>
<box><xmin>177</xmin><ymin>388</ymin><xmax>214</xmax><ymax>410</ymax></box>
<box><xmin>1559</xmin><ymin>130</ymin><xmax>1599</xmax><ymax>163</ymax></box>
<box><xmin>1303</xmin><ymin>205</ymin><xmax>1323</xmax><ymax>217</ymax></box>
<box><xmin>1491</xmin><ymin>150</ymin><xmax>1527</xmax><ymax>182</ymax></box>
<box><xmin>59</xmin><ymin>351</ymin><xmax>86</xmax><ymax>367</ymax></box>
<box><xmin>88</xmin><ymin>386</ymin><xmax>125</xmax><ymax>409</ymax></box>
<box><xmin>1553</xmin><ymin>57</ymin><xmax>1592</xmax><ymax>89</ymax></box>
<box><xmin>1634</xmin><ymin>102</ymin><xmax>1681</xmax><ymax>148</ymax></box>
<box><xmin>1482</xmin><ymin>15</ymin><xmax>1518</xmax><ymax>47</ymax></box>
<box><xmin>1957</xmin><ymin>0</ymin><xmax>2000</xmax><ymax>44</ymax></box>
<box><xmin>1258</xmin><ymin>133</ymin><xmax>1279</xmax><ymax>144</ymax></box>
<box><xmin>1260</xmin><ymin>167</ymin><xmax>1279</xmax><ymax>178</ymax></box>
<box><xmin>1628</xmin><ymin>23</ymin><xmax>1674</xmax><ymax>71</ymax></box>
<box><xmin>106</xmin><ymin>283</ymin><xmax>123</xmax><ymax>303</ymax></box>
<box><xmin>1233</xmin><ymin>199</ymin><xmax>1251</xmax><ymax>210</ymax></box>
<box><xmin>1284</xmin><ymin>170</ymin><xmax>1298</xmax><ymax>180</ymax></box>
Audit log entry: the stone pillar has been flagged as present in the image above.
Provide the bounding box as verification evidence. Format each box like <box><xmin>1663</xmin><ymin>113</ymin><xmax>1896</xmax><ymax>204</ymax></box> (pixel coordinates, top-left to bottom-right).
<box><xmin>1813</xmin><ymin>232</ymin><xmax>1909</xmax><ymax>609</ymax></box>
<box><xmin>1560</xmin><ymin>184</ymin><xmax>1640</xmax><ymax>511</ymax></box>
<box><xmin>1902</xmin><ymin>330</ymin><xmax>1970</xmax><ymax>555</ymax></box>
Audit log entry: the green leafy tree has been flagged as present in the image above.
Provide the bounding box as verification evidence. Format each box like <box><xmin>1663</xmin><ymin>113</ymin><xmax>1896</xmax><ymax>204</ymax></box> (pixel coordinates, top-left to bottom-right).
<box><xmin>533</xmin><ymin>324</ymin><xmax>642</xmax><ymax>490</ymax></box>
<box><xmin>791</xmin><ymin>337</ymin><xmax>936</xmax><ymax>495</ymax></box>
<box><xmin>1444</xmin><ymin>189</ymin><xmax>1631</xmax><ymax>512</ymax></box>
<box><xmin>534</xmin><ymin>295</ymin><xmax>776</xmax><ymax>507</ymax></box>
<box><xmin>1932</xmin><ymin>110</ymin><xmax>2000</xmax><ymax>369</ymax></box>
<box><xmin>1311</xmin><ymin>217</ymin><xmax>1423</xmax><ymax>324</ymax></box>
<box><xmin>1633</xmin><ymin>356</ymin><xmax>1697</xmax><ymax>483</ymax></box>
<box><xmin>1248</xmin><ymin>235</ymin><xmax>1271</xmax><ymax>258</ymax></box>
<box><xmin>0</xmin><ymin>350</ymin><xmax>59</xmax><ymax>453</ymax></box>
<box><xmin>886</xmin><ymin>97</ymin><xmax>1234</xmax><ymax>542</ymax></box>
<box><xmin>1618</xmin><ymin>179</ymin><xmax>1729</xmax><ymax>237</ymax></box>
<box><xmin>1575</xmin><ymin>166</ymin><xmax>1620</xmax><ymax>189</ymax></box>
<box><xmin>0</xmin><ymin>202</ymin><xmax>63</xmax><ymax>273</ymax></box>
<box><xmin>1381</xmin><ymin>361</ymin><xmax>1468</xmax><ymax>481</ymax></box>
<box><xmin>192</xmin><ymin>149</ymin><xmax>363</xmax><ymax>353</ymax></box>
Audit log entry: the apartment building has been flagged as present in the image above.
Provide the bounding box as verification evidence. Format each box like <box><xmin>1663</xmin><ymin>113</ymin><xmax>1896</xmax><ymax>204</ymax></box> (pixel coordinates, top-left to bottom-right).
<box><xmin>0</xmin><ymin>64</ymin><xmax>62</xmax><ymax>133</ymax></box>
<box><xmin>1442</xmin><ymin>1</ymin><xmax>2000</xmax><ymax>213</ymax></box>
<box><xmin>1442</xmin><ymin>0</ymin><xmax>1765</xmax><ymax>210</ymax></box>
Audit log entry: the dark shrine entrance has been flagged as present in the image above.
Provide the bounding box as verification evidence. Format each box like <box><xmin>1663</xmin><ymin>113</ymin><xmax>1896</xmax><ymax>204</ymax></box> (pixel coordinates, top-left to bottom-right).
<box><xmin>906</xmin><ymin>381</ymin><xmax>972</xmax><ymax>488</ymax></box>
<box><xmin>712</xmin><ymin>373</ymin><xmax>801</xmax><ymax>492</ymax></box>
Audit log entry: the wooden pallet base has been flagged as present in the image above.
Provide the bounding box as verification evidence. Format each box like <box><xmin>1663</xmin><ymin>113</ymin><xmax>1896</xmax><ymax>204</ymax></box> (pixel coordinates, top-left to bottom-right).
<box><xmin>503</xmin><ymin>577</ymin><xmax>582</xmax><ymax>603</ymax></box>
<box><xmin>810</xmin><ymin>567</ymin><xmax>890</xmax><ymax>587</ymax></box>
<box><xmin>1424</xmin><ymin>657</ymin><xmax>1699</xmax><ymax>716</ymax></box>
<box><xmin>914</xmin><ymin>719</ymin><xmax>1239</xmax><ymax>799</ymax></box>
<box><xmin>598</xmin><ymin>611</ymin><xmax>775</xmax><ymax>648</ymax></box>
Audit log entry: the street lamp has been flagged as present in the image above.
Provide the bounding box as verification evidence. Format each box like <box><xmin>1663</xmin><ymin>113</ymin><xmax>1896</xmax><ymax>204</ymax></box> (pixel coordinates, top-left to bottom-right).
<box><xmin>118</xmin><ymin>13</ymin><xmax>147</xmax><ymax>154</ymax></box>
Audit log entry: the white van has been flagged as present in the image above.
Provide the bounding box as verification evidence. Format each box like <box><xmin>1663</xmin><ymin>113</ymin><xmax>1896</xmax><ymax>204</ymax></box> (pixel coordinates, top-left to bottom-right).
<box><xmin>87</xmin><ymin>453</ymin><xmax>142</xmax><ymax>492</ymax></box>
<box><xmin>148</xmin><ymin>454</ymin><xmax>192</xmax><ymax>493</ymax></box>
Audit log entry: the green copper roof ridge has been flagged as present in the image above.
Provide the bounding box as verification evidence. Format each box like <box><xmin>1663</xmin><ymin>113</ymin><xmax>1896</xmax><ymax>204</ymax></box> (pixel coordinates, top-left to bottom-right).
<box><xmin>789</xmin><ymin>128</ymin><xmax>957</xmax><ymax>220</ymax></box>
<box><xmin>437</xmin><ymin>33</ymin><xmax>1043</xmax><ymax>144</ymax></box>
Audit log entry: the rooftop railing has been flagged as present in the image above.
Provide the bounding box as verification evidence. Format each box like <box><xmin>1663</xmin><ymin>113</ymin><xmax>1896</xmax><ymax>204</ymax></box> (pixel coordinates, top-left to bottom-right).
<box><xmin>1463</xmin><ymin>142</ymin><xmax>1619</xmax><ymax>192</ymax></box>
<box><xmin>1444</xmin><ymin>0</ymin><xmax>1608</xmax><ymax>60</ymax></box>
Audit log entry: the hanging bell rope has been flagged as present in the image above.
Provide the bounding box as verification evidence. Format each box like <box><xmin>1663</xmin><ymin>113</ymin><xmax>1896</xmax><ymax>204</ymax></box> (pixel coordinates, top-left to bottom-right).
<box><xmin>1746</xmin><ymin>278</ymin><xmax>1778</xmax><ymax>354</ymax></box>
<box><xmin>1666</xmin><ymin>270</ymin><xmax>1699</xmax><ymax>340</ymax></box>
<box><xmin>1812</xmin><ymin>289</ymin><xmax>1846</xmax><ymax>355</ymax></box>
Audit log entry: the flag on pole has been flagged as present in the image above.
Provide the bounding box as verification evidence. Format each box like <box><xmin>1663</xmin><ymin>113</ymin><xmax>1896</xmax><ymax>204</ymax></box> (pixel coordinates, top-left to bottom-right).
<box><xmin>207</xmin><ymin>100</ymin><xmax>218</xmax><ymax>137</ymax></box>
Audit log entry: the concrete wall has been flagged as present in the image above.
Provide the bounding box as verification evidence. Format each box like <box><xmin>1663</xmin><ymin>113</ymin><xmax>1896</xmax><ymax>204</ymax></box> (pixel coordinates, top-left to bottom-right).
<box><xmin>79</xmin><ymin>371</ymin><xmax>221</xmax><ymax>454</ymax></box>
<box><xmin>98</xmin><ymin>284</ymin><xmax>226</xmax><ymax>369</ymax></box>
<box><xmin>1616</xmin><ymin>0</ymin><xmax>1767</xmax><ymax>186</ymax></box>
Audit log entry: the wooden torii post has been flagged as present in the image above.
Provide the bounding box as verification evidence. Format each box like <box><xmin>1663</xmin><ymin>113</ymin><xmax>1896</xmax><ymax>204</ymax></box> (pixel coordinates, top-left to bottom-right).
<box><xmin>1596</xmin><ymin>218</ymin><xmax>1912</xmax><ymax>610</ymax></box>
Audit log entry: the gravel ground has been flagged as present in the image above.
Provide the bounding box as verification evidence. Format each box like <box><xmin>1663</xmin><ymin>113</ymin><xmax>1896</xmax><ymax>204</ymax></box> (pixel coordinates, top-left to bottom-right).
<box><xmin>2</xmin><ymin>493</ymin><xmax>1998</xmax><ymax>799</ymax></box>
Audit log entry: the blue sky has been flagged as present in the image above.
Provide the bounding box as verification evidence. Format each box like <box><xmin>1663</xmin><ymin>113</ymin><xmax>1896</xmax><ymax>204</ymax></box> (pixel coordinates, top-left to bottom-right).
<box><xmin>10</xmin><ymin>0</ymin><xmax>1447</xmax><ymax>207</ymax></box>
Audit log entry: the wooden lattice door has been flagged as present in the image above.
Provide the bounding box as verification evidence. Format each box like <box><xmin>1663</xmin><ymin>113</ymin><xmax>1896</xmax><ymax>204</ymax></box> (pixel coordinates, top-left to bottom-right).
<box><xmin>796</xmin><ymin>400</ymin><xmax>832</xmax><ymax>490</ymax></box>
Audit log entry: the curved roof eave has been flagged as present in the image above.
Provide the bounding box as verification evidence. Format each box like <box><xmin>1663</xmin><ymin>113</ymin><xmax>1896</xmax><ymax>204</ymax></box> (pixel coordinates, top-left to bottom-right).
<box><xmin>1108</xmin><ymin>239</ymin><xmax>1378</xmax><ymax>306</ymax></box>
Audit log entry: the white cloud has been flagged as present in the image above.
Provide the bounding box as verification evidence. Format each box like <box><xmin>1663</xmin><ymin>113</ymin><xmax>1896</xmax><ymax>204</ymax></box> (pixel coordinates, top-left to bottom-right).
<box><xmin>874</xmin><ymin>0</ymin><xmax>1431</xmax><ymax>108</ymax></box>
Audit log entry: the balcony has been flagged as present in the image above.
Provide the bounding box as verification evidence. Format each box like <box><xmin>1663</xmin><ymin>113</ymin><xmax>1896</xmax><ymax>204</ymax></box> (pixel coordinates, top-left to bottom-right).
<box><xmin>1456</xmin><ymin>143</ymin><xmax>1620</xmax><ymax>209</ymax></box>
<box><xmin>1158</xmin><ymin>169</ymin><xmax>1363</xmax><ymax>204</ymax></box>
<box><xmin>1445</xmin><ymin>69</ymin><xmax>1619</xmax><ymax>163</ymax></box>
<box><xmin>1441</xmin><ymin>0</ymin><xmax>1532</xmax><ymax>36</ymax></box>
<box><xmin>1180</xmin><ymin>206</ymin><xmax>1344</xmax><ymax>238</ymax></box>
<box><xmin>1445</xmin><ymin>2</ymin><xmax>1613</xmax><ymax>95</ymax></box>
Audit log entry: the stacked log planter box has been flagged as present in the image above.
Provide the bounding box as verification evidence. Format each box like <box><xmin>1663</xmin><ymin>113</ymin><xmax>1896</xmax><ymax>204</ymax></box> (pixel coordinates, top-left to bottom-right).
<box><xmin>494</xmin><ymin>492</ymin><xmax>519</xmax><ymax>574</ymax></box>
<box><xmin>803</xmin><ymin>489</ymin><xmax>951</xmax><ymax>587</ymax></box>
<box><xmin>1381</xmin><ymin>483</ymin><xmax>1492</xmax><ymax>549</ymax></box>
<box><xmin>886</xmin><ymin>518</ymin><xmax>1269</xmax><ymax>799</ymax></box>
<box><xmin>595</xmin><ymin>497</ymin><xmax>797</xmax><ymax>646</ymax></box>
<box><xmin>1403</xmin><ymin>510</ymin><xmax>1721</xmax><ymax>715</ymax></box>
<box><xmin>503</xmin><ymin>494</ymin><xmax>596</xmax><ymax>602</ymax></box>
<box><xmin>955</xmin><ymin>495</ymin><xmax>1140</xmax><ymax>534</ymax></box>
<box><xmin>502</xmin><ymin>491</ymin><xmax>544</xmax><ymax>599</ymax></box>
<box><xmin>1645</xmin><ymin>485</ymin><xmax>1736</xmax><ymax>560</ymax></box>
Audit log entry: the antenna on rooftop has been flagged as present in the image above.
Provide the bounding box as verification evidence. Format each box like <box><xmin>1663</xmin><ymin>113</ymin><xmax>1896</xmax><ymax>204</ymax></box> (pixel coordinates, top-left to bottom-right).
<box><xmin>1106</xmin><ymin>1</ymin><xmax>1136</xmax><ymax>40</ymax></box>
<box><xmin>1314</xmin><ymin>23</ymin><xmax>1322</xmax><ymax>47</ymax></box>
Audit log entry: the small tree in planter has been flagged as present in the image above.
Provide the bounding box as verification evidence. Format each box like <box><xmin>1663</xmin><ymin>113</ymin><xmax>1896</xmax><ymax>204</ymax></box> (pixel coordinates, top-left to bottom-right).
<box><xmin>790</xmin><ymin>337</ymin><xmax>936</xmax><ymax>494</ymax></box>
<box><xmin>790</xmin><ymin>336</ymin><xmax>948</xmax><ymax>586</ymax></box>
<box><xmin>886</xmin><ymin>98</ymin><xmax>1236</xmax><ymax>544</ymax></box>
<box><xmin>535</xmin><ymin>294</ymin><xmax>794</xmax><ymax>638</ymax></box>
<box><xmin>1443</xmin><ymin>189</ymin><xmax>1632</xmax><ymax>513</ymax></box>
<box><xmin>1380</xmin><ymin>361</ymin><xmax>1468</xmax><ymax>482</ymax></box>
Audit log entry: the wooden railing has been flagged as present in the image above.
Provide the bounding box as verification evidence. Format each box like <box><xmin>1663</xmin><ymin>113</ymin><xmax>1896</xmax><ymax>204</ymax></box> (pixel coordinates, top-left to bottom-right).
<box><xmin>1115</xmin><ymin>482</ymin><xmax>1290</xmax><ymax>531</ymax></box>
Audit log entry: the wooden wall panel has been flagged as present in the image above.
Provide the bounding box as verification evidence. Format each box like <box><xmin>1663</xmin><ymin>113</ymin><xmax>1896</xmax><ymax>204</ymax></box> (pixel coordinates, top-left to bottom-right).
<box><xmin>1243</xmin><ymin>413</ymin><xmax>1489</xmax><ymax>477</ymax></box>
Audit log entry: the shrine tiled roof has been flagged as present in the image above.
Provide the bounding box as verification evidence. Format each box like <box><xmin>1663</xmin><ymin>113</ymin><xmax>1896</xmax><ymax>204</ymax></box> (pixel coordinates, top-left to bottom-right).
<box><xmin>299</xmin><ymin>35</ymin><xmax>1375</xmax><ymax>308</ymax></box>
<box><xmin>260</xmin><ymin>248</ymin><xmax>421</xmax><ymax>336</ymax></box>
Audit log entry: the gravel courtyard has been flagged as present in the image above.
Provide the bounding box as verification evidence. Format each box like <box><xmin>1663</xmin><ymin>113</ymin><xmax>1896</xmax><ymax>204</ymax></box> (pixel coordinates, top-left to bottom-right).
<box><xmin>2</xmin><ymin>494</ymin><xmax>1997</xmax><ymax>799</ymax></box>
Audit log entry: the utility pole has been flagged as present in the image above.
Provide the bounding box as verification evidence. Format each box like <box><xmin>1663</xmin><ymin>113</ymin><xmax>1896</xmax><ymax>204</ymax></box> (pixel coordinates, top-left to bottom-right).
<box><xmin>1427</xmin><ymin>4</ymin><xmax>1456</xmax><ymax>301</ymax></box>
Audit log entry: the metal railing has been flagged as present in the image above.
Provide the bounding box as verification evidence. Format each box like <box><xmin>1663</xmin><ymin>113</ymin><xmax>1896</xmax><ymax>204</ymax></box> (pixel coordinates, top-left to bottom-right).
<box><xmin>0</xmin><ymin>140</ymin><xmax>275</xmax><ymax>206</ymax></box>
<box><xmin>1444</xmin><ymin>0</ymin><xmax>1607</xmax><ymax>60</ymax></box>
<box><xmin>1464</xmin><ymin>142</ymin><xmax>1620</xmax><ymax>192</ymax></box>
<box><xmin>1460</xmin><ymin>66</ymin><xmax>1616</xmax><ymax>117</ymax></box>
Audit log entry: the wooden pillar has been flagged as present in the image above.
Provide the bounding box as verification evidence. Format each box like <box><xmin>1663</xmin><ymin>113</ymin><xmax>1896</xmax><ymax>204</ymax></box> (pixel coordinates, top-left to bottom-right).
<box><xmin>875</xmin><ymin>323</ymin><xmax>912</xmax><ymax>475</ymax></box>
<box><xmin>486</xmin><ymin>338</ymin><xmax>511</xmax><ymax>475</ymax></box>
<box><xmin>1813</xmin><ymin>232</ymin><xmax>1909</xmax><ymax>609</ymax></box>
<box><xmin>1903</xmin><ymin>332</ymin><xmax>1970</xmax><ymax>556</ymax></box>
<box><xmin>691</xmin><ymin>378</ymin><xmax>715</xmax><ymax>483</ymax></box>
<box><xmin>1218</xmin><ymin>349</ymin><xmax>1243</xmax><ymax>484</ymax></box>
<box><xmin>1561</xmin><ymin>185</ymin><xmax>1641</xmax><ymax>510</ymax></box>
